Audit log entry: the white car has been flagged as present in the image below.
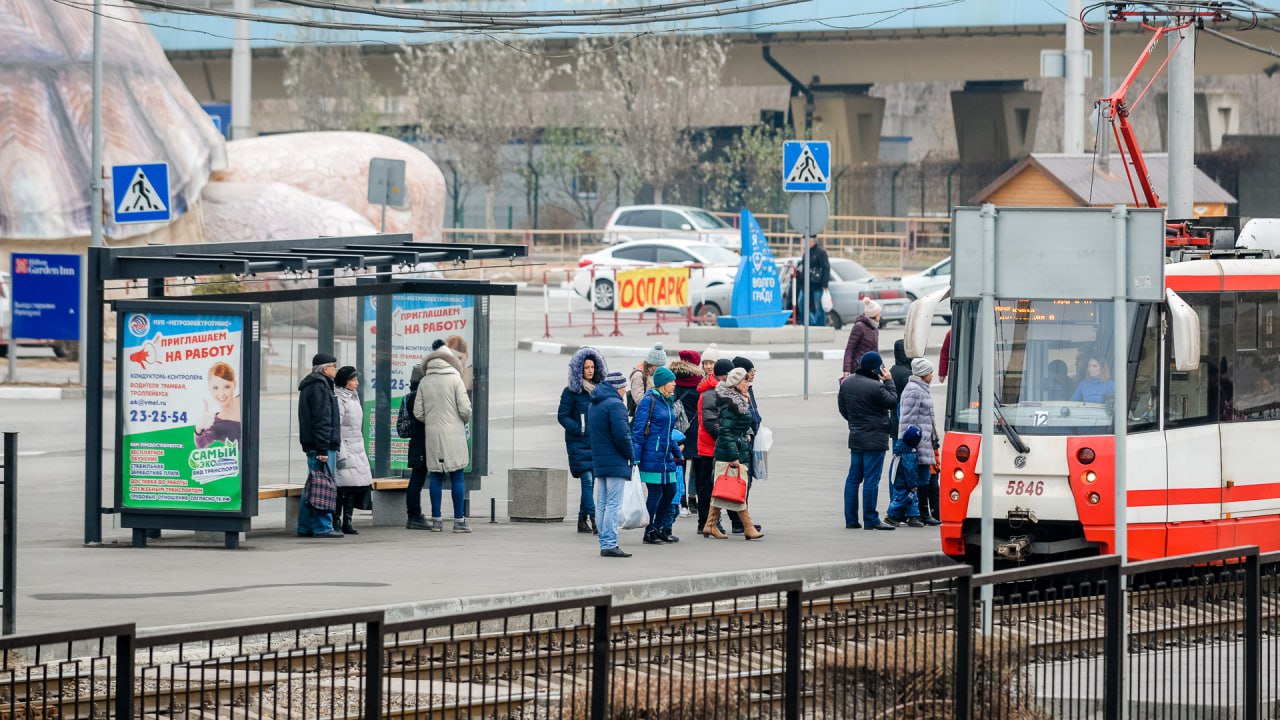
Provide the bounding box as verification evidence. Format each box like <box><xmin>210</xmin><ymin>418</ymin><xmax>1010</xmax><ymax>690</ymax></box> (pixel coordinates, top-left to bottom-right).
<box><xmin>603</xmin><ymin>205</ymin><xmax>739</xmax><ymax>248</ymax></box>
<box><xmin>573</xmin><ymin>240</ymin><xmax>740</xmax><ymax>318</ymax></box>
<box><xmin>902</xmin><ymin>256</ymin><xmax>952</xmax><ymax>322</ymax></box>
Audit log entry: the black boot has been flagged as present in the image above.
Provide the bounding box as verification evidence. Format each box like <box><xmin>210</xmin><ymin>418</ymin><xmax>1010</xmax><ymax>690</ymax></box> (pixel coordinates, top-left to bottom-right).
<box><xmin>643</xmin><ymin>529</ymin><xmax>668</xmax><ymax>545</ymax></box>
<box><xmin>577</xmin><ymin>515</ymin><xmax>592</xmax><ymax>534</ymax></box>
<box><xmin>660</xmin><ymin>529</ymin><xmax>680</xmax><ymax>543</ymax></box>
<box><xmin>341</xmin><ymin>509</ymin><xmax>358</xmax><ymax>535</ymax></box>
<box><xmin>587</xmin><ymin>515</ymin><xmax>598</xmax><ymax>535</ymax></box>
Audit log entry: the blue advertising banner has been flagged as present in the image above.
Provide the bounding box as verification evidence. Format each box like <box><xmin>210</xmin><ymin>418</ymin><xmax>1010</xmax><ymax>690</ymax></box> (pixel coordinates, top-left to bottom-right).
<box><xmin>718</xmin><ymin>210</ymin><xmax>790</xmax><ymax>328</ymax></box>
<box><xmin>10</xmin><ymin>253</ymin><xmax>80</xmax><ymax>340</ymax></box>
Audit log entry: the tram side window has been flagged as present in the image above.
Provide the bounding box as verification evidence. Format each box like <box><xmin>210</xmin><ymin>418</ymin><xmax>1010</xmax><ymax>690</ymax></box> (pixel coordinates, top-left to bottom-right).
<box><xmin>1128</xmin><ymin>306</ymin><xmax>1159</xmax><ymax>431</ymax></box>
<box><xmin>1233</xmin><ymin>292</ymin><xmax>1280</xmax><ymax>420</ymax></box>
<box><xmin>1165</xmin><ymin>294</ymin><xmax>1216</xmax><ymax>426</ymax></box>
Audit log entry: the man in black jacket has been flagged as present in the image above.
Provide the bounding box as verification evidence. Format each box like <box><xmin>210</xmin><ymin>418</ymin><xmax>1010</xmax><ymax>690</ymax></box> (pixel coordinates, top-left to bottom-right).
<box><xmin>837</xmin><ymin>351</ymin><xmax>898</xmax><ymax>531</ymax></box>
<box><xmin>801</xmin><ymin>237</ymin><xmax>830</xmax><ymax>326</ymax></box>
<box><xmin>297</xmin><ymin>352</ymin><xmax>344</xmax><ymax>538</ymax></box>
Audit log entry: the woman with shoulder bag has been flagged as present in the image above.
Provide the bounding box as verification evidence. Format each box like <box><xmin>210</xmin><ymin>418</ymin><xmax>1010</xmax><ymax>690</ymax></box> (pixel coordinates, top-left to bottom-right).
<box><xmin>632</xmin><ymin>367</ymin><xmax>682</xmax><ymax>545</ymax></box>
<box><xmin>706</xmin><ymin>368</ymin><xmax>763</xmax><ymax>540</ymax></box>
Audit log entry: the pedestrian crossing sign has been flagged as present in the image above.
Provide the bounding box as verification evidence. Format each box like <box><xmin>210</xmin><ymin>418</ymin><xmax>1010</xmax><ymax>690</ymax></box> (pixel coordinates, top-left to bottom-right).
<box><xmin>783</xmin><ymin>141</ymin><xmax>831</xmax><ymax>193</ymax></box>
<box><xmin>112</xmin><ymin>163</ymin><xmax>171</xmax><ymax>224</ymax></box>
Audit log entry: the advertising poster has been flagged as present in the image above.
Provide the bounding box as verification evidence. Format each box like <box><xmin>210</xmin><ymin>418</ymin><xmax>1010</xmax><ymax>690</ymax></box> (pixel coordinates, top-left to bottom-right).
<box><xmin>119</xmin><ymin>311</ymin><xmax>245</xmax><ymax>512</ymax></box>
<box><xmin>615</xmin><ymin>267</ymin><xmax>689</xmax><ymax>311</ymax></box>
<box><xmin>362</xmin><ymin>294</ymin><xmax>475</xmax><ymax>472</ymax></box>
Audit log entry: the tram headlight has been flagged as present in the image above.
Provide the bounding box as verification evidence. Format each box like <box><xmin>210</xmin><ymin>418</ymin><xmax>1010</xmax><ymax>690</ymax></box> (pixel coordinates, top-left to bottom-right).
<box><xmin>953</xmin><ymin>468</ymin><xmax>965</xmax><ymax>481</ymax></box>
<box><xmin>1087</xmin><ymin>492</ymin><xmax>1101</xmax><ymax>505</ymax></box>
<box><xmin>1082</xmin><ymin>470</ymin><xmax>1097</xmax><ymax>484</ymax></box>
<box><xmin>950</xmin><ymin>490</ymin><xmax>960</xmax><ymax>502</ymax></box>
<box><xmin>955</xmin><ymin>445</ymin><xmax>971</xmax><ymax>463</ymax></box>
<box><xmin>1077</xmin><ymin>447</ymin><xmax>1096</xmax><ymax>465</ymax></box>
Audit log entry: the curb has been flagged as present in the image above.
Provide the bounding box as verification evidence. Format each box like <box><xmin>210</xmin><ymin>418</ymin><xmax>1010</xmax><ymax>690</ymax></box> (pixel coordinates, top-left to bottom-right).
<box><xmin>519</xmin><ymin>339</ymin><xmax>941</xmax><ymax>361</ymax></box>
<box><xmin>0</xmin><ymin>386</ymin><xmax>85</xmax><ymax>400</ymax></box>
<box><xmin>140</xmin><ymin>552</ymin><xmax>957</xmax><ymax>636</ymax></box>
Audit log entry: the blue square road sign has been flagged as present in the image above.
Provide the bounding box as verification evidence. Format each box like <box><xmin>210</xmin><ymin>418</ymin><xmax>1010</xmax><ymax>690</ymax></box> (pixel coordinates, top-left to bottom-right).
<box><xmin>10</xmin><ymin>253</ymin><xmax>80</xmax><ymax>341</ymax></box>
<box><xmin>112</xmin><ymin>163</ymin><xmax>171</xmax><ymax>224</ymax></box>
<box><xmin>783</xmin><ymin>141</ymin><xmax>831</xmax><ymax>193</ymax></box>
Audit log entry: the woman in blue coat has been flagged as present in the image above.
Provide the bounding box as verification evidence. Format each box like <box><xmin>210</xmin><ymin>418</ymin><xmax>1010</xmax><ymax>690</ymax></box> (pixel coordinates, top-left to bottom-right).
<box><xmin>632</xmin><ymin>367</ymin><xmax>683</xmax><ymax>545</ymax></box>
<box><xmin>558</xmin><ymin>347</ymin><xmax>607</xmax><ymax>534</ymax></box>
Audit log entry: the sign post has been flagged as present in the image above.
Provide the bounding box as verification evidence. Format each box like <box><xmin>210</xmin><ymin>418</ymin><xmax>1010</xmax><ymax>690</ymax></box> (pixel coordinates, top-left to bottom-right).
<box><xmin>8</xmin><ymin>254</ymin><xmax>80</xmax><ymax>383</ymax></box>
<box><xmin>784</xmin><ymin>140</ymin><xmax>832</xmax><ymax>400</ymax></box>
<box><xmin>368</xmin><ymin>158</ymin><xmax>408</xmax><ymax>233</ymax></box>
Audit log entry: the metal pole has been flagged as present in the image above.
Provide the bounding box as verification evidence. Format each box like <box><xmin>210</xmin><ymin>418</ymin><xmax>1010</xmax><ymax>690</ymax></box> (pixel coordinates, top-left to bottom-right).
<box><xmin>84</xmin><ymin>250</ymin><xmax>104</xmax><ymax>544</ymax></box>
<box><xmin>802</xmin><ymin>204</ymin><xmax>811</xmax><ymax>401</ymax></box>
<box><xmin>1098</xmin><ymin>14</ymin><xmax>1113</xmax><ymax>170</ymax></box>
<box><xmin>6</xmin><ymin>300</ymin><xmax>15</xmax><ymax>384</ymax></box>
<box><xmin>2</xmin><ymin>432</ymin><xmax>15</xmax><ymax>635</ymax></box>
<box><xmin>589</xmin><ymin>602</ymin><xmax>610</xmax><ymax>720</ymax></box>
<box><xmin>1065</xmin><ymin>0</ymin><xmax>1086</xmax><ymax>153</ymax></box>
<box><xmin>1246</xmin><ymin>552</ymin><xmax>1261</xmax><ymax>720</ymax></box>
<box><xmin>86</xmin><ymin>0</ymin><xmax>105</xmax><ymax>388</ymax></box>
<box><xmin>979</xmin><ymin>203</ymin><xmax>996</xmax><ymax>634</ymax></box>
<box><xmin>1166</xmin><ymin>21</ymin><xmax>1195</xmax><ymax>219</ymax></box>
<box><xmin>230</xmin><ymin>0</ymin><xmax>253</xmax><ymax>140</ymax></box>
<box><xmin>1111</xmin><ymin>203</ymin><xmax>1129</xmax><ymax>720</ymax></box>
<box><xmin>364</xmin><ymin>616</ymin><xmax>384</xmax><ymax>720</ymax></box>
<box><xmin>783</xmin><ymin>588</ymin><xmax>802</xmax><ymax>720</ymax></box>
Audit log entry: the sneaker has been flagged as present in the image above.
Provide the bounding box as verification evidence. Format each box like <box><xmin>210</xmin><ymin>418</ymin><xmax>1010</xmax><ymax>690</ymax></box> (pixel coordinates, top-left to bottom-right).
<box><xmin>452</xmin><ymin>519</ymin><xmax>472</xmax><ymax>533</ymax></box>
<box><xmin>678</xmin><ymin>506</ymin><xmax>691</xmax><ymax>518</ymax></box>
<box><xmin>923</xmin><ymin>517</ymin><xmax>943</xmax><ymax>527</ymax></box>
<box><xmin>406</xmin><ymin>516</ymin><xmax>431</xmax><ymax>530</ymax></box>
<box><xmin>429</xmin><ymin>517</ymin><xmax>444</xmax><ymax>533</ymax></box>
<box><xmin>316</xmin><ymin>530</ymin><xmax>345</xmax><ymax>538</ymax></box>
<box><xmin>865</xmin><ymin>522</ymin><xmax>896</xmax><ymax>531</ymax></box>
<box><xmin>906</xmin><ymin>517</ymin><xmax>926</xmax><ymax>528</ymax></box>
<box><xmin>883</xmin><ymin>517</ymin><xmax>904</xmax><ymax>528</ymax></box>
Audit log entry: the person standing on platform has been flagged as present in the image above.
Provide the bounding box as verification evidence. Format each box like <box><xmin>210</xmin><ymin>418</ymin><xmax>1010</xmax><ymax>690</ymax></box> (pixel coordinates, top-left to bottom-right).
<box><xmin>708</xmin><ymin>367</ymin><xmax>763</xmax><ymax>541</ymax></box>
<box><xmin>333</xmin><ymin>366</ymin><xmax>373</xmax><ymax>535</ymax></box>
<box><xmin>559</xmin><ymin>347</ymin><xmax>607</xmax><ymax>535</ymax></box>
<box><xmin>628</xmin><ymin>343</ymin><xmax>667</xmax><ymax>417</ymax></box>
<box><xmin>700</xmin><ymin>344</ymin><xmax>720</xmax><ymax>378</ymax></box>
<box><xmin>414</xmin><ymin>346</ymin><xmax>473</xmax><ymax>533</ymax></box>
<box><xmin>670</xmin><ymin>350</ymin><xmax>703</xmax><ymax>515</ymax></box>
<box><xmin>842</xmin><ymin>299</ymin><xmax>882</xmax><ymax>378</ymax></box>
<box><xmin>695</xmin><ymin>358</ymin><xmax>734</xmax><ymax>537</ymax></box>
<box><xmin>401</xmin><ymin>366</ymin><xmax>431</xmax><ymax>530</ymax></box>
<box><xmin>837</xmin><ymin>351</ymin><xmax>898</xmax><ymax>531</ymax></box>
<box><xmin>633</xmin><ymin>366</ymin><xmax>682</xmax><ymax>545</ymax></box>
<box><xmin>296</xmin><ymin>353</ymin><xmax>344</xmax><ymax>539</ymax></box>
<box><xmin>899</xmin><ymin>357</ymin><xmax>942</xmax><ymax>526</ymax></box>
<box><xmin>588</xmin><ymin>371</ymin><xmax>636</xmax><ymax>558</ymax></box>
<box><xmin>728</xmin><ymin>356</ymin><xmax>762</xmax><ymax>535</ymax></box>
<box><xmin>803</xmin><ymin>236</ymin><xmax>831</xmax><ymax>326</ymax></box>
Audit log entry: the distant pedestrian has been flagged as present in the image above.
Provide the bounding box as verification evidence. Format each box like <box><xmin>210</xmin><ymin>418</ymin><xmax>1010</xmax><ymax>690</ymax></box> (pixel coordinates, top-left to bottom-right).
<box><xmin>633</xmin><ymin>366</ymin><xmax>682</xmax><ymax>545</ymax></box>
<box><xmin>296</xmin><ymin>353</ymin><xmax>344</xmax><ymax>539</ymax></box>
<box><xmin>695</xmin><ymin>358</ymin><xmax>734</xmax><ymax>537</ymax></box>
<box><xmin>413</xmin><ymin>346</ymin><xmax>473</xmax><ymax>533</ymax></box>
<box><xmin>588</xmin><ymin>371</ymin><xmax>637</xmax><ymax>558</ymax></box>
<box><xmin>803</xmin><ymin>237</ymin><xmax>831</xmax><ymax>326</ymax></box>
<box><xmin>628</xmin><ymin>343</ymin><xmax>667</xmax><ymax>418</ymax></box>
<box><xmin>897</xmin><ymin>357</ymin><xmax>941</xmax><ymax>526</ymax></box>
<box><xmin>889</xmin><ymin>340</ymin><xmax>913</xmax><ymax>439</ymax></box>
<box><xmin>700</xmin><ymin>344</ymin><xmax>721</xmax><ymax>378</ymax></box>
<box><xmin>842</xmin><ymin>299</ymin><xmax>882</xmax><ymax>378</ymax></box>
<box><xmin>708</xmin><ymin>368</ymin><xmax>763</xmax><ymax>540</ymax></box>
<box><xmin>559</xmin><ymin>347</ymin><xmax>607</xmax><ymax>535</ymax></box>
<box><xmin>728</xmin><ymin>356</ymin><xmax>762</xmax><ymax>535</ymax></box>
<box><xmin>401</xmin><ymin>366</ymin><xmax>430</xmax><ymax>530</ymax></box>
<box><xmin>837</xmin><ymin>351</ymin><xmax>898</xmax><ymax>531</ymax></box>
<box><xmin>333</xmin><ymin>366</ymin><xmax>373</xmax><ymax>535</ymax></box>
<box><xmin>938</xmin><ymin>329</ymin><xmax>951</xmax><ymax>384</ymax></box>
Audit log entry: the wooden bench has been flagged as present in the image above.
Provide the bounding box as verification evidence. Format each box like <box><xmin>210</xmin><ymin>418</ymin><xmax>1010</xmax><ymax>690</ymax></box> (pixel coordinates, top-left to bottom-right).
<box><xmin>258</xmin><ymin>484</ymin><xmax>305</xmax><ymax>528</ymax></box>
<box><xmin>371</xmin><ymin>477</ymin><xmax>411</xmax><ymax>526</ymax></box>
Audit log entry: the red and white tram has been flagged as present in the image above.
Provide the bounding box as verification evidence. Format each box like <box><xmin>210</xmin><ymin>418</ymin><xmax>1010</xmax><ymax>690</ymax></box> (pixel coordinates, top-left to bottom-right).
<box><xmin>923</xmin><ymin>257</ymin><xmax>1280</xmax><ymax>563</ymax></box>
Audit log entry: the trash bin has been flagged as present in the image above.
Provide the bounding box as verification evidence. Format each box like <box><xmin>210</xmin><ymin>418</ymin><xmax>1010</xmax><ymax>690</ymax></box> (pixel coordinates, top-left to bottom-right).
<box><xmin>508</xmin><ymin>467</ymin><xmax>568</xmax><ymax>522</ymax></box>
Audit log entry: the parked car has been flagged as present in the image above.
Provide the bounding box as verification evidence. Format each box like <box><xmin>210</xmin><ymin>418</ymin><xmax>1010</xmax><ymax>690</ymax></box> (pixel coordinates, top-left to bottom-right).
<box><xmin>779</xmin><ymin>257</ymin><xmax>910</xmax><ymax>329</ymax></box>
<box><xmin>603</xmin><ymin>205</ymin><xmax>739</xmax><ymax>248</ymax></box>
<box><xmin>573</xmin><ymin>240</ymin><xmax>740</xmax><ymax>320</ymax></box>
<box><xmin>902</xmin><ymin>256</ymin><xmax>952</xmax><ymax>320</ymax></box>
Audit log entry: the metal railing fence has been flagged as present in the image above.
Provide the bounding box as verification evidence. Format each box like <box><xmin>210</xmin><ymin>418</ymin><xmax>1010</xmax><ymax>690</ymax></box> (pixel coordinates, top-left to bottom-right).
<box><xmin>3</xmin><ymin>546</ymin><xmax>1275</xmax><ymax>719</ymax></box>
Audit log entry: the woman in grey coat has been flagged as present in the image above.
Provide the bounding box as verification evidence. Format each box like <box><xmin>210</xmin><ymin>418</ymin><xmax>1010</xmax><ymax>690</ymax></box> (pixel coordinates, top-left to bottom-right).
<box><xmin>333</xmin><ymin>366</ymin><xmax>373</xmax><ymax>535</ymax></box>
<box><xmin>413</xmin><ymin>346</ymin><xmax>474</xmax><ymax>532</ymax></box>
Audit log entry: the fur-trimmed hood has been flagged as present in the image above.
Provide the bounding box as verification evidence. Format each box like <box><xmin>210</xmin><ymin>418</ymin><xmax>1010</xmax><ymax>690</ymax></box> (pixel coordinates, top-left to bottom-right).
<box><xmin>715</xmin><ymin>382</ymin><xmax>752</xmax><ymax>414</ymax></box>
<box><xmin>567</xmin><ymin>347</ymin><xmax>608</xmax><ymax>393</ymax></box>
<box><xmin>420</xmin><ymin>348</ymin><xmax>464</xmax><ymax>376</ymax></box>
<box><xmin>669</xmin><ymin>359</ymin><xmax>704</xmax><ymax>388</ymax></box>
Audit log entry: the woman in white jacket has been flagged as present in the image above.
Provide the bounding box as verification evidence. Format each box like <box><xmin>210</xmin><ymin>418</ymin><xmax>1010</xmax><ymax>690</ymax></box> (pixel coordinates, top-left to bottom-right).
<box><xmin>333</xmin><ymin>366</ymin><xmax>373</xmax><ymax>534</ymax></box>
<box><xmin>413</xmin><ymin>347</ymin><xmax>474</xmax><ymax>533</ymax></box>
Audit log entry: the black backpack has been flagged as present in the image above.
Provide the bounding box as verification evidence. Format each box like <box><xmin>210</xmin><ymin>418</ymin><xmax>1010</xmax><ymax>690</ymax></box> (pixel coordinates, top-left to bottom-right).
<box><xmin>396</xmin><ymin>391</ymin><xmax>415</xmax><ymax>439</ymax></box>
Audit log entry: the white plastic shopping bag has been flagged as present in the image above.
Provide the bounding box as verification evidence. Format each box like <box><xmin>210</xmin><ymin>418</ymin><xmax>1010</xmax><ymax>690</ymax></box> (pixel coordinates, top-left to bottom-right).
<box><xmin>619</xmin><ymin>469</ymin><xmax>650</xmax><ymax>530</ymax></box>
<box><xmin>751</xmin><ymin>426</ymin><xmax>773</xmax><ymax>481</ymax></box>
<box><xmin>821</xmin><ymin>289</ymin><xmax>834</xmax><ymax>312</ymax></box>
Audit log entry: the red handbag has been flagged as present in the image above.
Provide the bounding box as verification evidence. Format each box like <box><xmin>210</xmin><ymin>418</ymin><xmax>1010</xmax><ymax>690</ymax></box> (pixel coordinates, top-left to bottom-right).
<box><xmin>711</xmin><ymin>464</ymin><xmax>748</xmax><ymax>504</ymax></box>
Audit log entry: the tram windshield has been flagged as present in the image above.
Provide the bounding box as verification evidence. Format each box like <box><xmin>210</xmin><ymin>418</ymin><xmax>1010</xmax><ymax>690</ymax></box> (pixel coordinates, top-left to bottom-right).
<box><xmin>950</xmin><ymin>299</ymin><xmax>1140</xmax><ymax>435</ymax></box>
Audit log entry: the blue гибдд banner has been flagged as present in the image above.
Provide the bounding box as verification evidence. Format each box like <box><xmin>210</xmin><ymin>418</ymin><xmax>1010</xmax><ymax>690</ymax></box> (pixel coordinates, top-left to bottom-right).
<box><xmin>10</xmin><ymin>253</ymin><xmax>80</xmax><ymax>341</ymax></box>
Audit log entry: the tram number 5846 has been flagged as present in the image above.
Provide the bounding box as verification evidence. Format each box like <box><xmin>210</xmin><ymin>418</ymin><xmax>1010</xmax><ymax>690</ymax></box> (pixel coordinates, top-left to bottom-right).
<box><xmin>1006</xmin><ymin>480</ymin><xmax>1045</xmax><ymax>496</ymax></box>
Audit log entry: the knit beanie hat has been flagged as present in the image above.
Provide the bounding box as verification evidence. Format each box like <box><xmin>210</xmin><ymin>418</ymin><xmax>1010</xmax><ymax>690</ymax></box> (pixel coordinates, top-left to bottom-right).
<box><xmin>902</xmin><ymin>425</ymin><xmax>923</xmax><ymax>449</ymax></box>
<box><xmin>653</xmin><ymin>366</ymin><xmax>676</xmax><ymax>387</ymax></box>
<box><xmin>862</xmin><ymin>299</ymin><xmax>883</xmax><ymax>318</ymax></box>
<box><xmin>702</xmin><ymin>343</ymin><xmax>720</xmax><ymax>363</ymax></box>
<box><xmin>334</xmin><ymin>366</ymin><xmax>358</xmax><ymax>387</ymax></box>
<box><xmin>679</xmin><ymin>349</ymin><xmax>701</xmax><ymax>365</ymax></box>
<box><xmin>311</xmin><ymin>352</ymin><xmax>337</xmax><ymax>366</ymax></box>
<box><xmin>732</xmin><ymin>356</ymin><xmax>755</xmax><ymax>371</ymax></box>
<box><xmin>726</xmin><ymin>367</ymin><xmax>748</xmax><ymax>386</ymax></box>
<box><xmin>713</xmin><ymin>359</ymin><xmax>734</xmax><ymax>378</ymax></box>
<box><xmin>859</xmin><ymin>351</ymin><xmax>884</xmax><ymax>373</ymax></box>
<box><xmin>645</xmin><ymin>343</ymin><xmax>667</xmax><ymax>367</ymax></box>
<box><xmin>911</xmin><ymin>357</ymin><xmax>934</xmax><ymax>377</ymax></box>
<box><xmin>604</xmin><ymin>371</ymin><xmax>628</xmax><ymax>389</ymax></box>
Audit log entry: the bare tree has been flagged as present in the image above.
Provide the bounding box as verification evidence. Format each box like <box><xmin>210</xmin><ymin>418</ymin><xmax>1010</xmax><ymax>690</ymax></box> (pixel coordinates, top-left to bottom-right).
<box><xmin>398</xmin><ymin>38</ymin><xmax>560</xmax><ymax>229</ymax></box>
<box><xmin>699</xmin><ymin>124</ymin><xmax>787</xmax><ymax>214</ymax></box>
<box><xmin>575</xmin><ymin>34</ymin><xmax>728</xmax><ymax>204</ymax></box>
<box><xmin>282</xmin><ymin>43</ymin><xmax>383</xmax><ymax>132</ymax></box>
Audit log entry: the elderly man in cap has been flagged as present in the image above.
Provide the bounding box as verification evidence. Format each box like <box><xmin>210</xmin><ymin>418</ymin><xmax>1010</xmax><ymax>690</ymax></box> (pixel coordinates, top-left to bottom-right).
<box><xmin>296</xmin><ymin>352</ymin><xmax>345</xmax><ymax>538</ymax></box>
<box><xmin>837</xmin><ymin>350</ymin><xmax>898</xmax><ymax>531</ymax></box>
<box><xmin>842</xmin><ymin>299</ymin><xmax>883</xmax><ymax>379</ymax></box>
<box><xmin>588</xmin><ymin>370</ymin><xmax>638</xmax><ymax>557</ymax></box>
